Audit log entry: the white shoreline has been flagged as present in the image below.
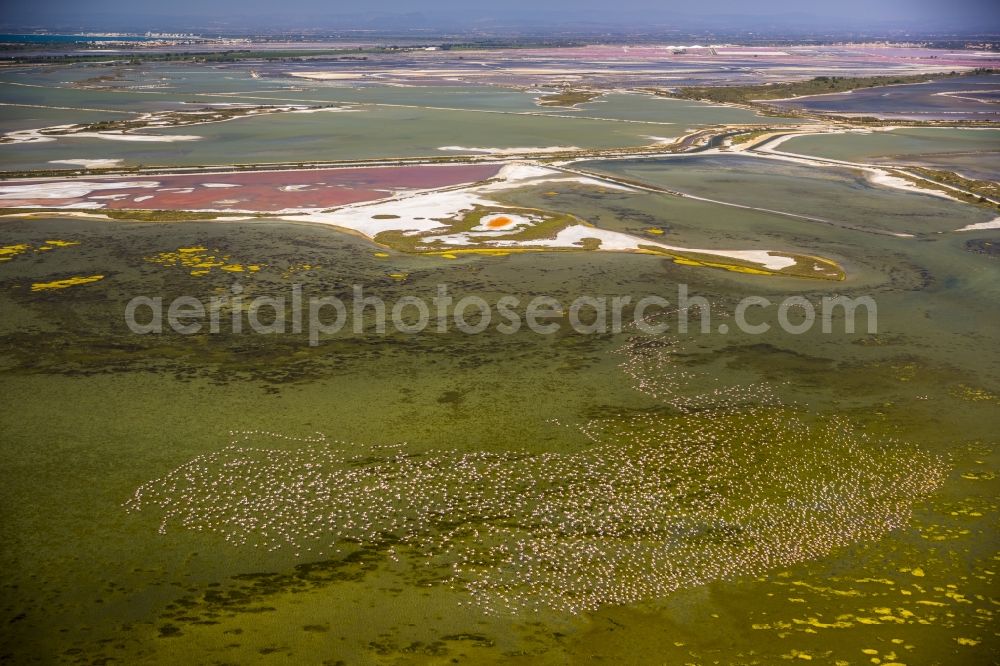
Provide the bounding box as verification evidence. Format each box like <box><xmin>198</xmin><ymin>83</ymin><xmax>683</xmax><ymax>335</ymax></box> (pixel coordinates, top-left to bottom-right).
<box><xmin>49</xmin><ymin>158</ymin><xmax>124</xmax><ymax>168</ymax></box>
<box><xmin>955</xmin><ymin>217</ymin><xmax>1000</xmax><ymax>232</ymax></box>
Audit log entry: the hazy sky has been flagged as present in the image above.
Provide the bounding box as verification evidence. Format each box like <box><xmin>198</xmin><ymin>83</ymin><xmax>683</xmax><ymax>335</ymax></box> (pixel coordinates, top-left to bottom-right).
<box><xmin>2</xmin><ymin>0</ymin><xmax>997</xmax><ymax>33</ymax></box>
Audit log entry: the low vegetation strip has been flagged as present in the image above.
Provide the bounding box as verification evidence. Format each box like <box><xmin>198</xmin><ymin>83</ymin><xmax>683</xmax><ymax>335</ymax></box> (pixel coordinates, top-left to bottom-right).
<box><xmin>891</xmin><ymin>168</ymin><xmax>1000</xmax><ymax>211</ymax></box>
<box><xmin>535</xmin><ymin>89</ymin><xmax>602</xmax><ymax>108</ymax></box>
<box><xmin>674</xmin><ymin>69</ymin><xmax>994</xmax><ymax>105</ymax></box>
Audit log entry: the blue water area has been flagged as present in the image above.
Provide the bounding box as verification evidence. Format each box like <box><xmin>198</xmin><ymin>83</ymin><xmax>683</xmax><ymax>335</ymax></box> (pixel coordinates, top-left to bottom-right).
<box><xmin>0</xmin><ymin>34</ymin><xmax>154</xmax><ymax>44</ymax></box>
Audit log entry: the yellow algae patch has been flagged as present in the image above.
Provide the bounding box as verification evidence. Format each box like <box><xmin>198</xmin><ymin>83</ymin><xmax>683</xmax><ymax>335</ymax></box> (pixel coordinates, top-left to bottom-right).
<box><xmin>146</xmin><ymin>247</ymin><xmax>264</xmax><ymax>277</ymax></box>
<box><xmin>645</xmin><ymin>227</ymin><xmax>665</xmax><ymax>235</ymax></box>
<box><xmin>279</xmin><ymin>263</ymin><xmax>316</xmax><ymax>278</ymax></box>
<box><xmin>637</xmin><ymin>249</ymin><xmax>780</xmax><ymax>276</ymax></box>
<box><xmin>373</xmin><ymin>252</ymin><xmax>390</xmax><ymax>258</ymax></box>
<box><xmin>791</xmin><ymin>581</ymin><xmax>863</xmax><ymax>597</ymax></box>
<box><xmin>855</xmin><ymin>578</ymin><xmax>896</xmax><ymax>585</ymax></box>
<box><xmin>792</xmin><ymin>617</ymin><xmax>853</xmax><ymax>629</ymax></box>
<box><xmin>30</xmin><ymin>275</ymin><xmax>104</xmax><ymax>292</ymax></box>
<box><xmin>439</xmin><ymin>253</ymin><xmax>458</xmax><ymax>259</ymax></box>
<box><xmin>960</xmin><ymin>470</ymin><xmax>995</xmax><ymax>480</ymax></box>
<box><xmin>873</xmin><ymin>613</ymin><xmax>905</xmax><ymax>624</ymax></box>
<box><xmin>2</xmin><ymin>240</ymin><xmax>81</xmax><ymax>260</ymax></box>
<box><xmin>910</xmin><ymin>568</ymin><xmax>925</xmax><ymax>577</ymax></box>
<box><xmin>920</xmin><ymin>523</ymin><xmax>970</xmax><ymax>540</ymax></box>
<box><xmin>891</xmin><ymin>361</ymin><xmax>918</xmax><ymax>382</ymax></box>
<box><xmin>952</xmin><ymin>384</ymin><xmax>998</xmax><ymax>403</ymax></box>
<box><xmin>388</xmin><ymin>273</ymin><xmax>408</xmax><ymax>281</ymax></box>
<box><xmin>783</xmin><ymin>649</ymin><xmax>814</xmax><ymax>660</ymax></box>
<box><xmin>0</xmin><ymin>244</ymin><xmax>31</xmax><ymax>261</ymax></box>
<box><xmin>955</xmin><ymin>637</ymin><xmax>980</xmax><ymax>646</ymax></box>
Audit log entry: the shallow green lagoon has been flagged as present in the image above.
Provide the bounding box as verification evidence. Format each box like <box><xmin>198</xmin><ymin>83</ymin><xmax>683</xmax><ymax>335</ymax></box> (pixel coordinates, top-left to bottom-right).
<box><xmin>571</xmin><ymin>92</ymin><xmax>803</xmax><ymax>126</ymax></box>
<box><xmin>244</xmin><ymin>83</ymin><xmax>551</xmax><ymax>113</ymax></box>
<box><xmin>0</xmin><ymin>104</ymin><xmax>683</xmax><ymax>171</ymax></box>
<box><xmin>779</xmin><ymin>128</ymin><xmax>1000</xmax><ymax>182</ymax></box>
<box><xmin>0</xmin><ymin>78</ymin><xmax>180</xmax><ymax>114</ymax></box>
<box><xmin>0</xmin><ymin>62</ymin><xmax>300</xmax><ymax>98</ymax></box>
<box><xmin>1</xmin><ymin>62</ymin><xmax>998</xmax><ymax>664</ymax></box>
<box><xmin>0</xmin><ymin>105</ymin><xmax>113</xmax><ymax>134</ymax></box>
<box><xmin>1</xmin><ymin>168</ymin><xmax>997</xmax><ymax>662</ymax></box>
<box><xmin>0</xmin><ymin>64</ymin><xmax>806</xmax><ymax>173</ymax></box>
<box><xmin>578</xmin><ymin>154</ymin><xmax>997</xmax><ymax>235</ymax></box>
